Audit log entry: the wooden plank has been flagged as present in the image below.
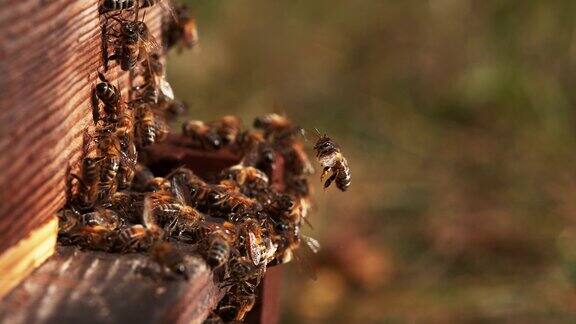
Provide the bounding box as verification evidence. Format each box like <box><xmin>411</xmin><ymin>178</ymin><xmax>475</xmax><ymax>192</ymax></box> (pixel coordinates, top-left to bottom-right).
<box><xmin>0</xmin><ymin>0</ymin><xmax>162</xmax><ymax>281</ymax></box>
<box><xmin>0</xmin><ymin>218</ymin><xmax>58</xmax><ymax>298</ymax></box>
<box><xmin>0</xmin><ymin>245</ymin><xmax>223</xmax><ymax>324</ymax></box>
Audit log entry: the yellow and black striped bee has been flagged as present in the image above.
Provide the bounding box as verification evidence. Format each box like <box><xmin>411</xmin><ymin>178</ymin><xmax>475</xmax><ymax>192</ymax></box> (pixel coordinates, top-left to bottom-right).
<box><xmin>313</xmin><ymin>133</ymin><xmax>351</xmax><ymax>191</ymax></box>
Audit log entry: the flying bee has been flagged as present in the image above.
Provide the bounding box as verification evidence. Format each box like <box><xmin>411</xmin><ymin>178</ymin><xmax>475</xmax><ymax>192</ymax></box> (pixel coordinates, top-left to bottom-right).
<box><xmin>67</xmin><ymin>133</ymin><xmax>102</xmax><ymax>210</ymax></box>
<box><xmin>313</xmin><ymin>133</ymin><xmax>351</xmax><ymax>191</ymax></box>
<box><xmin>163</xmin><ymin>3</ymin><xmax>199</xmax><ymax>50</ymax></box>
<box><xmin>182</xmin><ymin>120</ymin><xmax>222</xmax><ymax>150</ymax></box>
<box><xmin>151</xmin><ymin>241</ymin><xmax>189</xmax><ymax>280</ymax></box>
<box><xmin>92</xmin><ymin>72</ymin><xmax>123</xmax><ymax>124</ymax></box>
<box><xmin>209</xmin><ymin>115</ymin><xmax>242</xmax><ymax>146</ymax></box>
<box><xmin>106</xmin><ymin>11</ymin><xmax>159</xmax><ymax>72</ymax></box>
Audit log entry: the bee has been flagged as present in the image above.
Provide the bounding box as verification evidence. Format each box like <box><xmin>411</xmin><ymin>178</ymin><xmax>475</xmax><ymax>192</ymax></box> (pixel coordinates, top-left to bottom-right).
<box><xmin>100</xmin><ymin>0</ymin><xmax>171</xmax><ymax>14</ymax></box>
<box><xmin>117</xmin><ymin>135</ymin><xmax>137</xmax><ymax>189</ymax></box>
<box><xmin>67</xmin><ymin>133</ymin><xmax>101</xmax><ymax>210</ymax></box>
<box><xmin>144</xmin><ymin>189</ymin><xmax>203</xmax><ymax>239</ymax></box>
<box><xmin>106</xmin><ymin>12</ymin><xmax>159</xmax><ymax>71</ymax></box>
<box><xmin>198</xmin><ymin>219</ymin><xmax>236</xmax><ymax>269</ymax></box>
<box><xmin>131</xmin><ymin>163</ymin><xmax>155</xmax><ymax>191</ymax></box>
<box><xmin>166</xmin><ymin>167</ymin><xmax>210</xmax><ymax>206</ymax></box>
<box><xmin>217</xmin><ymin>290</ymin><xmax>256</xmax><ymax>322</ymax></box>
<box><xmin>238</xmin><ymin>218</ymin><xmax>264</xmax><ymax>266</ymax></box>
<box><xmin>108</xmin><ymin>191</ymin><xmax>142</xmax><ymax>224</ymax></box>
<box><xmin>57</xmin><ymin>209</ymin><xmax>81</xmax><ymax>244</ymax></box>
<box><xmin>97</xmin><ymin>129</ymin><xmax>123</xmax><ymax>201</ymax></box>
<box><xmin>209</xmin><ymin>183</ymin><xmax>262</xmax><ymax>215</ymax></box>
<box><xmin>182</xmin><ymin>120</ymin><xmax>222</xmax><ymax>150</ymax></box>
<box><xmin>225</xmin><ymin>256</ymin><xmax>264</xmax><ymax>291</ymax></box>
<box><xmin>151</xmin><ymin>241</ymin><xmax>189</xmax><ymax>280</ymax></box>
<box><xmin>133</xmin><ymin>100</ymin><xmax>157</xmax><ymax>147</ymax></box>
<box><xmin>253</xmin><ymin>113</ymin><xmax>292</xmax><ymax>136</ymax></box>
<box><xmin>209</xmin><ymin>115</ymin><xmax>242</xmax><ymax>146</ymax></box>
<box><xmin>221</xmin><ymin>165</ymin><xmax>269</xmax><ymax>193</ymax></box>
<box><xmin>163</xmin><ymin>3</ymin><xmax>199</xmax><ymax>50</ymax></box>
<box><xmin>284</xmin><ymin>141</ymin><xmax>314</xmax><ymax>176</ymax></box>
<box><xmin>79</xmin><ymin>208</ymin><xmax>121</xmax><ymax>231</ymax></box>
<box><xmin>313</xmin><ymin>133</ymin><xmax>351</xmax><ymax>191</ymax></box>
<box><xmin>115</xmin><ymin>224</ymin><xmax>160</xmax><ymax>252</ymax></box>
<box><xmin>236</xmin><ymin>130</ymin><xmax>275</xmax><ymax>171</ymax></box>
<box><xmin>92</xmin><ymin>72</ymin><xmax>123</xmax><ymax>124</ymax></box>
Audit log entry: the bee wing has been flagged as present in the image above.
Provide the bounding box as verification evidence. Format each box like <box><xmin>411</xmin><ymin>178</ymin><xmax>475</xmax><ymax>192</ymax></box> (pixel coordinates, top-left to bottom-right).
<box><xmin>158</xmin><ymin>77</ymin><xmax>175</xmax><ymax>100</ymax></box>
<box><xmin>292</xmin><ymin>247</ymin><xmax>318</xmax><ymax>281</ymax></box>
<box><xmin>302</xmin><ymin>235</ymin><xmax>321</xmax><ymax>254</ymax></box>
<box><xmin>246</xmin><ymin>231</ymin><xmax>261</xmax><ymax>266</ymax></box>
<box><xmin>142</xmin><ymin>196</ymin><xmax>156</xmax><ymax>228</ymax></box>
<box><xmin>140</xmin><ymin>35</ymin><xmax>160</xmax><ymax>53</ymax></box>
<box><xmin>170</xmin><ymin>177</ymin><xmax>192</xmax><ymax>204</ymax></box>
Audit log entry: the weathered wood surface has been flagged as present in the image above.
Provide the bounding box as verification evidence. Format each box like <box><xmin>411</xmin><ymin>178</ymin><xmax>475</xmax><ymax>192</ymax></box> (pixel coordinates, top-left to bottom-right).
<box><xmin>0</xmin><ymin>0</ymin><xmax>162</xmax><ymax>253</ymax></box>
<box><xmin>0</xmin><ymin>246</ymin><xmax>223</xmax><ymax>324</ymax></box>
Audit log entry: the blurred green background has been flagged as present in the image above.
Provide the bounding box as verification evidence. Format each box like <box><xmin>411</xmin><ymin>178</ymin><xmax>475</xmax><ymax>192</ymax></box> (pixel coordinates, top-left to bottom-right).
<box><xmin>169</xmin><ymin>1</ymin><xmax>576</xmax><ymax>322</ymax></box>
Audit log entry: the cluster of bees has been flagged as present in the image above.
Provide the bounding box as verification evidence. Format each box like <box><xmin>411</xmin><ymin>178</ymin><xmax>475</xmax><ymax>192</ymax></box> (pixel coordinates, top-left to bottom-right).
<box><xmin>57</xmin><ymin>0</ymin><xmax>351</xmax><ymax>322</ymax></box>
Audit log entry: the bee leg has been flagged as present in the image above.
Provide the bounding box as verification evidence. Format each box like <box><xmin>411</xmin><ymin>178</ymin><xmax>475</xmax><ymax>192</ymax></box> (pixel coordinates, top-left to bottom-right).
<box><xmin>323</xmin><ymin>173</ymin><xmax>337</xmax><ymax>190</ymax></box>
<box><xmin>91</xmin><ymin>90</ymin><xmax>100</xmax><ymax>124</ymax></box>
<box><xmin>320</xmin><ymin>167</ymin><xmax>330</xmax><ymax>182</ymax></box>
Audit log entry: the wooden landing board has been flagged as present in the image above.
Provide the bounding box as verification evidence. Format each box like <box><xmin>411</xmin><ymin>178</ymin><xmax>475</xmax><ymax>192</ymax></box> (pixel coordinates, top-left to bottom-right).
<box><xmin>0</xmin><ymin>246</ymin><xmax>223</xmax><ymax>324</ymax></box>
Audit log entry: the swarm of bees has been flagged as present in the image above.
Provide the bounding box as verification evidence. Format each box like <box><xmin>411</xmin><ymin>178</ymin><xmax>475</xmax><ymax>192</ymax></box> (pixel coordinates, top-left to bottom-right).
<box><xmin>58</xmin><ymin>1</ymin><xmax>351</xmax><ymax>322</ymax></box>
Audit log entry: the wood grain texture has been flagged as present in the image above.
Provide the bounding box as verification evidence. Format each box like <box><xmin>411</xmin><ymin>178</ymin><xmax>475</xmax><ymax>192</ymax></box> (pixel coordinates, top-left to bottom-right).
<box><xmin>0</xmin><ymin>0</ymin><xmax>163</xmax><ymax>252</ymax></box>
<box><xmin>0</xmin><ymin>245</ymin><xmax>223</xmax><ymax>324</ymax></box>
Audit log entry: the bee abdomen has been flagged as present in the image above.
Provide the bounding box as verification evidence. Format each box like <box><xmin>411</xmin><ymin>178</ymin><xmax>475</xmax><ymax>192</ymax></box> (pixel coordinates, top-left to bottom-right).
<box><xmin>102</xmin><ymin>0</ymin><xmax>135</xmax><ymax>12</ymax></box>
<box><xmin>336</xmin><ymin>160</ymin><xmax>351</xmax><ymax>191</ymax></box>
<box><xmin>206</xmin><ymin>238</ymin><xmax>230</xmax><ymax>268</ymax></box>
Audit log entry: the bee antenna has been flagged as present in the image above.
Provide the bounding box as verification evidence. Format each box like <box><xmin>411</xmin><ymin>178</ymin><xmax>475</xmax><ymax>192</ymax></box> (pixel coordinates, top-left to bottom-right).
<box><xmin>313</xmin><ymin>127</ymin><xmax>322</xmax><ymax>138</ymax></box>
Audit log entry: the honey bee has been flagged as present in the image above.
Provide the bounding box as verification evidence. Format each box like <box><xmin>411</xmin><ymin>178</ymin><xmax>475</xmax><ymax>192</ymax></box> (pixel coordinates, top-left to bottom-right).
<box><xmin>209</xmin><ymin>183</ymin><xmax>262</xmax><ymax>215</ymax></box>
<box><xmin>100</xmin><ymin>0</ymin><xmax>159</xmax><ymax>13</ymax></box>
<box><xmin>106</xmin><ymin>12</ymin><xmax>159</xmax><ymax>71</ymax></box>
<box><xmin>131</xmin><ymin>163</ymin><xmax>155</xmax><ymax>191</ymax></box>
<box><xmin>144</xmin><ymin>189</ymin><xmax>203</xmax><ymax>239</ymax></box>
<box><xmin>79</xmin><ymin>208</ymin><xmax>121</xmax><ymax>231</ymax></box>
<box><xmin>313</xmin><ymin>133</ymin><xmax>351</xmax><ymax>191</ymax></box>
<box><xmin>57</xmin><ymin>209</ymin><xmax>81</xmax><ymax>244</ymax></box>
<box><xmin>108</xmin><ymin>191</ymin><xmax>142</xmax><ymax>224</ymax></box>
<box><xmin>198</xmin><ymin>218</ymin><xmax>236</xmax><ymax>269</ymax></box>
<box><xmin>236</xmin><ymin>130</ymin><xmax>275</xmax><ymax>171</ymax></box>
<box><xmin>115</xmin><ymin>224</ymin><xmax>160</xmax><ymax>252</ymax></box>
<box><xmin>166</xmin><ymin>167</ymin><xmax>210</xmax><ymax>206</ymax></box>
<box><xmin>210</xmin><ymin>115</ymin><xmax>242</xmax><ymax>146</ymax></box>
<box><xmin>253</xmin><ymin>113</ymin><xmax>292</xmax><ymax>136</ymax></box>
<box><xmin>96</xmin><ymin>129</ymin><xmax>123</xmax><ymax>201</ymax></box>
<box><xmin>225</xmin><ymin>256</ymin><xmax>264</xmax><ymax>290</ymax></box>
<box><xmin>238</xmin><ymin>218</ymin><xmax>264</xmax><ymax>266</ymax></box>
<box><xmin>151</xmin><ymin>241</ymin><xmax>189</xmax><ymax>280</ymax></box>
<box><xmin>67</xmin><ymin>133</ymin><xmax>101</xmax><ymax>210</ymax></box>
<box><xmin>133</xmin><ymin>100</ymin><xmax>157</xmax><ymax>147</ymax></box>
<box><xmin>221</xmin><ymin>165</ymin><xmax>269</xmax><ymax>192</ymax></box>
<box><xmin>92</xmin><ymin>72</ymin><xmax>123</xmax><ymax>124</ymax></box>
<box><xmin>217</xmin><ymin>290</ymin><xmax>256</xmax><ymax>322</ymax></box>
<box><xmin>163</xmin><ymin>3</ymin><xmax>199</xmax><ymax>50</ymax></box>
<box><xmin>182</xmin><ymin>120</ymin><xmax>222</xmax><ymax>150</ymax></box>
